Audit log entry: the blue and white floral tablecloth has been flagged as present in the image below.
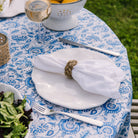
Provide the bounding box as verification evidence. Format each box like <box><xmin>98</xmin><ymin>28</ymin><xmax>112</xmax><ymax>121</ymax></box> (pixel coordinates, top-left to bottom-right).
<box><xmin>0</xmin><ymin>8</ymin><xmax>132</xmax><ymax>138</ymax></box>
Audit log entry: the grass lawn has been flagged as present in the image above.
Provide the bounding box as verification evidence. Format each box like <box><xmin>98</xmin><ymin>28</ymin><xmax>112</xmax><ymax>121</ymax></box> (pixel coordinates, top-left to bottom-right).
<box><xmin>84</xmin><ymin>0</ymin><xmax>138</xmax><ymax>98</ymax></box>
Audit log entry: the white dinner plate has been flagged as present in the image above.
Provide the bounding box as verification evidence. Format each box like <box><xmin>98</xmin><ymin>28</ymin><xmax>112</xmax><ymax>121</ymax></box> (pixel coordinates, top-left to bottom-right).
<box><xmin>32</xmin><ymin>48</ymin><xmax>110</xmax><ymax>110</ymax></box>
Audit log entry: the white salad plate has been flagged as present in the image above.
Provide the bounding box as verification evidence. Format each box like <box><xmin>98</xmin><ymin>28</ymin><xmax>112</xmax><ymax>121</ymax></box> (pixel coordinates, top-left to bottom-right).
<box><xmin>0</xmin><ymin>82</ymin><xmax>32</xmax><ymax>138</ymax></box>
<box><xmin>32</xmin><ymin>48</ymin><xmax>110</xmax><ymax>110</ymax></box>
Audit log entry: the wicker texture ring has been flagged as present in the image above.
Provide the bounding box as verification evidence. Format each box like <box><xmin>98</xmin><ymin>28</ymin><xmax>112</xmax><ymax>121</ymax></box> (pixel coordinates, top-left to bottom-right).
<box><xmin>64</xmin><ymin>60</ymin><xmax>77</xmax><ymax>79</ymax></box>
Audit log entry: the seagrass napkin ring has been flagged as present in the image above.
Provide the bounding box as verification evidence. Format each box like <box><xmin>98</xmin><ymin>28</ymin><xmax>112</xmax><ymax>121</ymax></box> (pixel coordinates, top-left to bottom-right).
<box><xmin>0</xmin><ymin>33</ymin><xmax>10</xmax><ymax>66</ymax></box>
<box><xmin>64</xmin><ymin>60</ymin><xmax>77</xmax><ymax>79</ymax></box>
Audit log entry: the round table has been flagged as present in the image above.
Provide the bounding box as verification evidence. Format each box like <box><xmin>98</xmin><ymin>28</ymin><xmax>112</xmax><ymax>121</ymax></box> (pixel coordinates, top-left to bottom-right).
<box><xmin>0</xmin><ymin>8</ymin><xmax>132</xmax><ymax>138</ymax></box>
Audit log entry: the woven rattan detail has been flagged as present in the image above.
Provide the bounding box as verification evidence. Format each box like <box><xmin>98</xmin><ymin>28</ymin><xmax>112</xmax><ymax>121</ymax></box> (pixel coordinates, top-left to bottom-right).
<box><xmin>0</xmin><ymin>33</ymin><xmax>6</xmax><ymax>45</ymax></box>
<box><xmin>64</xmin><ymin>60</ymin><xmax>77</xmax><ymax>79</ymax></box>
<box><xmin>0</xmin><ymin>33</ymin><xmax>10</xmax><ymax>66</ymax></box>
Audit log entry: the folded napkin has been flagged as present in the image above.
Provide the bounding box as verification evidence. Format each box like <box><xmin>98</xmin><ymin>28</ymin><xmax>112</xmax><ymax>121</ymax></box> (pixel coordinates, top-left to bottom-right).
<box><xmin>33</xmin><ymin>54</ymin><xmax>125</xmax><ymax>99</ymax></box>
<box><xmin>0</xmin><ymin>0</ymin><xmax>9</xmax><ymax>13</ymax></box>
<box><xmin>0</xmin><ymin>0</ymin><xmax>25</xmax><ymax>17</ymax></box>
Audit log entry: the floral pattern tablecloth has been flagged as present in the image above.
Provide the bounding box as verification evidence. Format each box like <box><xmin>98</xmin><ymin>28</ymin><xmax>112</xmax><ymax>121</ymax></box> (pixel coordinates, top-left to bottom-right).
<box><xmin>0</xmin><ymin>8</ymin><xmax>132</xmax><ymax>138</ymax></box>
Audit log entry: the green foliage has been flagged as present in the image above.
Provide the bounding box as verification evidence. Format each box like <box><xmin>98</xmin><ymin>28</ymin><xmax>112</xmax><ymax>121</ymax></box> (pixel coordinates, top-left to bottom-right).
<box><xmin>0</xmin><ymin>92</ymin><xmax>28</xmax><ymax>138</ymax></box>
<box><xmin>3</xmin><ymin>92</ymin><xmax>14</xmax><ymax>104</ymax></box>
<box><xmin>84</xmin><ymin>0</ymin><xmax>138</xmax><ymax>98</ymax></box>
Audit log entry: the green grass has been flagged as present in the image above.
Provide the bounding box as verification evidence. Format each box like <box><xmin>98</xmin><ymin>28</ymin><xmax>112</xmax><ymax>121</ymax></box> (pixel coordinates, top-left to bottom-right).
<box><xmin>84</xmin><ymin>0</ymin><xmax>138</xmax><ymax>98</ymax></box>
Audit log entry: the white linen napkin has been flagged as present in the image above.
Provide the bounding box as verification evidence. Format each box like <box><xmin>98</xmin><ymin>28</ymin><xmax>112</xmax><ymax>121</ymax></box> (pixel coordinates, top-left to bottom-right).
<box><xmin>33</xmin><ymin>54</ymin><xmax>125</xmax><ymax>99</ymax></box>
<box><xmin>0</xmin><ymin>0</ymin><xmax>25</xmax><ymax>17</ymax></box>
<box><xmin>0</xmin><ymin>0</ymin><xmax>9</xmax><ymax>13</ymax></box>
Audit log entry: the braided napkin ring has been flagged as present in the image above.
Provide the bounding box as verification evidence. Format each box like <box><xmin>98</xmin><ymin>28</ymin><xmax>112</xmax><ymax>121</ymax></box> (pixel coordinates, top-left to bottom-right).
<box><xmin>64</xmin><ymin>60</ymin><xmax>77</xmax><ymax>79</ymax></box>
<box><xmin>0</xmin><ymin>33</ymin><xmax>10</xmax><ymax>66</ymax></box>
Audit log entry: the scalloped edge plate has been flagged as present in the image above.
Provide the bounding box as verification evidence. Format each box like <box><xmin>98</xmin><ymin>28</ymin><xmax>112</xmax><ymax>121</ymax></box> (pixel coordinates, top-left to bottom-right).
<box><xmin>32</xmin><ymin>48</ymin><xmax>110</xmax><ymax>109</ymax></box>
